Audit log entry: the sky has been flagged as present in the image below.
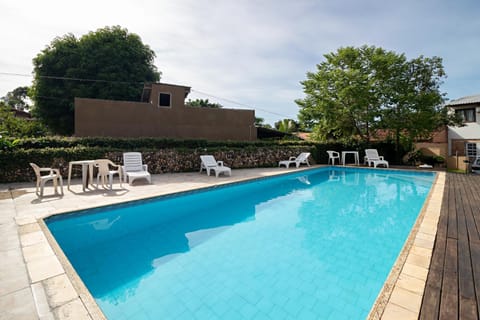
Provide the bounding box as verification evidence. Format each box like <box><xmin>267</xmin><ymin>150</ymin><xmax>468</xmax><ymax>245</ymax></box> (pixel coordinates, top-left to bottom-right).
<box><xmin>1</xmin><ymin>0</ymin><xmax>479</xmax><ymax>126</ymax></box>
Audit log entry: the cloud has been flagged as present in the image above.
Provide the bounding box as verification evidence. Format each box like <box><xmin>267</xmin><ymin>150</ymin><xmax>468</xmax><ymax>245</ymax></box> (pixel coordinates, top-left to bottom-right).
<box><xmin>1</xmin><ymin>0</ymin><xmax>479</xmax><ymax>124</ymax></box>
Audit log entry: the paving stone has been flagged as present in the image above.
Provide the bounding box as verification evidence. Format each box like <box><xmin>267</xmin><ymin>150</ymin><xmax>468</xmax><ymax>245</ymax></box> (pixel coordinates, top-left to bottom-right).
<box><xmin>18</xmin><ymin>223</ymin><xmax>41</xmax><ymax>235</ymax></box>
<box><xmin>31</xmin><ymin>282</ymin><xmax>51</xmax><ymax>318</ymax></box>
<box><xmin>20</xmin><ymin>231</ymin><xmax>47</xmax><ymax>247</ymax></box>
<box><xmin>53</xmin><ymin>298</ymin><xmax>91</xmax><ymax>320</ymax></box>
<box><xmin>22</xmin><ymin>242</ymin><xmax>55</xmax><ymax>263</ymax></box>
<box><xmin>43</xmin><ymin>274</ymin><xmax>78</xmax><ymax>309</ymax></box>
<box><xmin>0</xmin><ymin>287</ymin><xmax>37</xmax><ymax>320</ymax></box>
<box><xmin>381</xmin><ymin>302</ymin><xmax>417</xmax><ymax>320</ymax></box>
<box><xmin>26</xmin><ymin>255</ymin><xmax>64</xmax><ymax>283</ymax></box>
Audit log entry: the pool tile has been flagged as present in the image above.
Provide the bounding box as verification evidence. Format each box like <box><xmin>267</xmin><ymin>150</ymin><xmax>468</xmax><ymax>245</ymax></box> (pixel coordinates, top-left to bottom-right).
<box><xmin>239</xmin><ymin>302</ymin><xmax>258</xmax><ymax>318</ymax></box>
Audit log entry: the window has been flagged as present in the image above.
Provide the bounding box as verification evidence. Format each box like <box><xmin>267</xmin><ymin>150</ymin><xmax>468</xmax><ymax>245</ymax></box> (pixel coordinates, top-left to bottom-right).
<box><xmin>455</xmin><ymin>108</ymin><xmax>476</xmax><ymax>122</ymax></box>
<box><xmin>466</xmin><ymin>142</ymin><xmax>480</xmax><ymax>157</ymax></box>
<box><xmin>158</xmin><ymin>93</ymin><xmax>171</xmax><ymax>107</ymax></box>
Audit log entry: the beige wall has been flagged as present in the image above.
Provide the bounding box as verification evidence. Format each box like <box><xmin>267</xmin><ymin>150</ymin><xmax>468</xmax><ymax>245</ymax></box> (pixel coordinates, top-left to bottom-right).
<box><xmin>74</xmin><ymin>84</ymin><xmax>256</xmax><ymax>141</ymax></box>
<box><xmin>450</xmin><ymin>139</ymin><xmax>480</xmax><ymax>156</ymax></box>
<box><xmin>414</xmin><ymin>142</ymin><xmax>448</xmax><ymax>158</ymax></box>
<box><xmin>447</xmin><ymin>155</ymin><xmax>469</xmax><ymax>171</ymax></box>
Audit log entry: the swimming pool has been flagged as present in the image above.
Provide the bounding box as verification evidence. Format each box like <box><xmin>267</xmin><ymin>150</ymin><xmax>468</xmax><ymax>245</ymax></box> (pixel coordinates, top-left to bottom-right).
<box><xmin>46</xmin><ymin>167</ymin><xmax>435</xmax><ymax>319</ymax></box>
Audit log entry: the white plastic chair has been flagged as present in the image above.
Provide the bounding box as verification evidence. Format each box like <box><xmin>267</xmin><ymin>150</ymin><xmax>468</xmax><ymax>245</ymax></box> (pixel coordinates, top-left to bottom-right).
<box><xmin>122</xmin><ymin>152</ymin><xmax>152</xmax><ymax>185</ymax></box>
<box><xmin>326</xmin><ymin>151</ymin><xmax>340</xmax><ymax>165</ymax></box>
<box><xmin>278</xmin><ymin>152</ymin><xmax>311</xmax><ymax>168</ymax></box>
<box><xmin>364</xmin><ymin>149</ymin><xmax>389</xmax><ymax>168</ymax></box>
<box><xmin>200</xmin><ymin>155</ymin><xmax>232</xmax><ymax>177</ymax></box>
<box><xmin>94</xmin><ymin>159</ymin><xmax>122</xmax><ymax>190</ymax></box>
<box><xmin>30</xmin><ymin>163</ymin><xmax>64</xmax><ymax>197</ymax></box>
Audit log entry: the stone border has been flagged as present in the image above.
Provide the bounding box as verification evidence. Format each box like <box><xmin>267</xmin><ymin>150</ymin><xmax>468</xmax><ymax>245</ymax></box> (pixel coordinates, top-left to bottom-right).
<box><xmin>367</xmin><ymin>171</ymin><xmax>444</xmax><ymax>319</ymax></box>
<box><xmin>39</xmin><ymin>219</ymin><xmax>106</xmax><ymax>320</ymax></box>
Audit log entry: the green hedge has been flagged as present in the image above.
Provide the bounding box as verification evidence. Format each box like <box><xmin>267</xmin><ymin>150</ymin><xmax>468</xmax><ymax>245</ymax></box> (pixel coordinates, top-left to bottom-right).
<box><xmin>0</xmin><ymin>137</ymin><xmax>405</xmax><ymax>183</ymax></box>
<box><xmin>0</xmin><ymin>144</ymin><xmax>316</xmax><ymax>183</ymax></box>
<box><xmin>3</xmin><ymin>136</ymin><xmax>314</xmax><ymax>150</ymax></box>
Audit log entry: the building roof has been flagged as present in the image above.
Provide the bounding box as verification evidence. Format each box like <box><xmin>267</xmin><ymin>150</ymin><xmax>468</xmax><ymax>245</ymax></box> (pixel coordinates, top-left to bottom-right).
<box><xmin>447</xmin><ymin>94</ymin><xmax>480</xmax><ymax>106</ymax></box>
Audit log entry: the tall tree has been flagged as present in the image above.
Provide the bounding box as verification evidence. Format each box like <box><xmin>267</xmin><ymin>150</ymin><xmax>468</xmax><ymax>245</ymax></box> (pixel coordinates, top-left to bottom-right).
<box><xmin>296</xmin><ymin>46</ymin><xmax>382</xmax><ymax>142</ymax></box>
<box><xmin>1</xmin><ymin>86</ymin><xmax>30</xmax><ymax>111</ymax></box>
<box><xmin>0</xmin><ymin>102</ymin><xmax>47</xmax><ymax>137</ymax></box>
<box><xmin>254</xmin><ymin>117</ymin><xmax>272</xmax><ymax>129</ymax></box>
<box><xmin>296</xmin><ymin>46</ymin><xmax>455</xmax><ymax>151</ymax></box>
<box><xmin>31</xmin><ymin>26</ymin><xmax>161</xmax><ymax>135</ymax></box>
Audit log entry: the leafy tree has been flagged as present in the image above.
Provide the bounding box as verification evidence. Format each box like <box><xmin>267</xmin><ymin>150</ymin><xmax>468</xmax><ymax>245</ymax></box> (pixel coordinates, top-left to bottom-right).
<box><xmin>274</xmin><ymin>119</ymin><xmax>299</xmax><ymax>133</ymax></box>
<box><xmin>0</xmin><ymin>102</ymin><xmax>47</xmax><ymax>137</ymax></box>
<box><xmin>296</xmin><ymin>46</ymin><xmax>457</xmax><ymax>153</ymax></box>
<box><xmin>254</xmin><ymin>117</ymin><xmax>272</xmax><ymax>129</ymax></box>
<box><xmin>185</xmin><ymin>98</ymin><xmax>223</xmax><ymax>108</ymax></box>
<box><xmin>31</xmin><ymin>26</ymin><xmax>161</xmax><ymax>135</ymax></box>
<box><xmin>1</xmin><ymin>86</ymin><xmax>30</xmax><ymax>111</ymax></box>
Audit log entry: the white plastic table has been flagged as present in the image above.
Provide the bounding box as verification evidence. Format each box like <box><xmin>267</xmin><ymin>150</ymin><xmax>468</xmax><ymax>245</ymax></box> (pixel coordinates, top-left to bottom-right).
<box><xmin>341</xmin><ymin>151</ymin><xmax>359</xmax><ymax>166</ymax></box>
<box><xmin>68</xmin><ymin>160</ymin><xmax>95</xmax><ymax>191</ymax></box>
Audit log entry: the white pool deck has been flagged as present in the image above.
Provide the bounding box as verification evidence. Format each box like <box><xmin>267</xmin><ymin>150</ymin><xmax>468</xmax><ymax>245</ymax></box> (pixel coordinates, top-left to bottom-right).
<box><xmin>0</xmin><ymin>166</ymin><xmax>444</xmax><ymax>320</ymax></box>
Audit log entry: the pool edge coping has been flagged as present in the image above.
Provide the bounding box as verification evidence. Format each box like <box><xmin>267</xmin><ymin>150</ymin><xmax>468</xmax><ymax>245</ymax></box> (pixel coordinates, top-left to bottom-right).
<box><xmin>367</xmin><ymin>171</ymin><xmax>444</xmax><ymax>319</ymax></box>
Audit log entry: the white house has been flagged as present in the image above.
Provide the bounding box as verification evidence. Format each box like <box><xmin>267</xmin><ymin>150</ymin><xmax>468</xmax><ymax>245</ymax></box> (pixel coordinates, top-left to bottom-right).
<box><xmin>446</xmin><ymin>94</ymin><xmax>480</xmax><ymax>169</ymax></box>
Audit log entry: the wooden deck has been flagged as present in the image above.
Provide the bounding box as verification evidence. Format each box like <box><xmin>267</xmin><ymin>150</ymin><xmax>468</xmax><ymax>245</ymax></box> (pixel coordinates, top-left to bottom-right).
<box><xmin>420</xmin><ymin>173</ymin><xmax>480</xmax><ymax>320</ymax></box>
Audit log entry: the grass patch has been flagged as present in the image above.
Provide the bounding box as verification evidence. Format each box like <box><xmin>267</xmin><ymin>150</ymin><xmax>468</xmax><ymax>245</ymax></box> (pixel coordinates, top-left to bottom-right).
<box><xmin>447</xmin><ymin>168</ymin><xmax>466</xmax><ymax>174</ymax></box>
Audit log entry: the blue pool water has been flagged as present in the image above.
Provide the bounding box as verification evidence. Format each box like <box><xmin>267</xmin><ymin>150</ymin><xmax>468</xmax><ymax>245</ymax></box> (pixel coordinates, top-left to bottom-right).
<box><xmin>46</xmin><ymin>167</ymin><xmax>435</xmax><ymax>320</ymax></box>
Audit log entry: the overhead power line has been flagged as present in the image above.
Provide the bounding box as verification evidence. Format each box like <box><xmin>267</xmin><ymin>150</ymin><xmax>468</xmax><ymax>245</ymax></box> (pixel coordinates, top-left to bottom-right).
<box><xmin>191</xmin><ymin>89</ymin><xmax>296</xmax><ymax>119</ymax></box>
<box><xmin>0</xmin><ymin>72</ymin><xmax>144</xmax><ymax>85</ymax></box>
<box><xmin>0</xmin><ymin>71</ymin><xmax>297</xmax><ymax>119</ymax></box>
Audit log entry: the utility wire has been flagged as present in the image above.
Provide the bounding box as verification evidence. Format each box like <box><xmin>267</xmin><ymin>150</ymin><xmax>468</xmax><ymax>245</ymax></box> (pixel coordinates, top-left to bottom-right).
<box><xmin>0</xmin><ymin>72</ymin><xmax>144</xmax><ymax>85</ymax></box>
<box><xmin>1</xmin><ymin>71</ymin><xmax>297</xmax><ymax>119</ymax></box>
<box><xmin>191</xmin><ymin>89</ymin><xmax>296</xmax><ymax>119</ymax></box>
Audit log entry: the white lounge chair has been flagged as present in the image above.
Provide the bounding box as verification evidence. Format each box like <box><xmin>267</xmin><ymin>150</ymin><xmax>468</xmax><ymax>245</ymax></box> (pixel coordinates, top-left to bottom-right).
<box><xmin>200</xmin><ymin>155</ymin><xmax>232</xmax><ymax>177</ymax></box>
<box><xmin>94</xmin><ymin>159</ymin><xmax>122</xmax><ymax>190</ymax></box>
<box><xmin>278</xmin><ymin>152</ymin><xmax>311</xmax><ymax>168</ymax></box>
<box><xmin>326</xmin><ymin>150</ymin><xmax>340</xmax><ymax>165</ymax></box>
<box><xmin>364</xmin><ymin>149</ymin><xmax>389</xmax><ymax>168</ymax></box>
<box><xmin>30</xmin><ymin>163</ymin><xmax>64</xmax><ymax>197</ymax></box>
<box><xmin>122</xmin><ymin>152</ymin><xmax>152</xmax><ymax>185</ymax></box>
